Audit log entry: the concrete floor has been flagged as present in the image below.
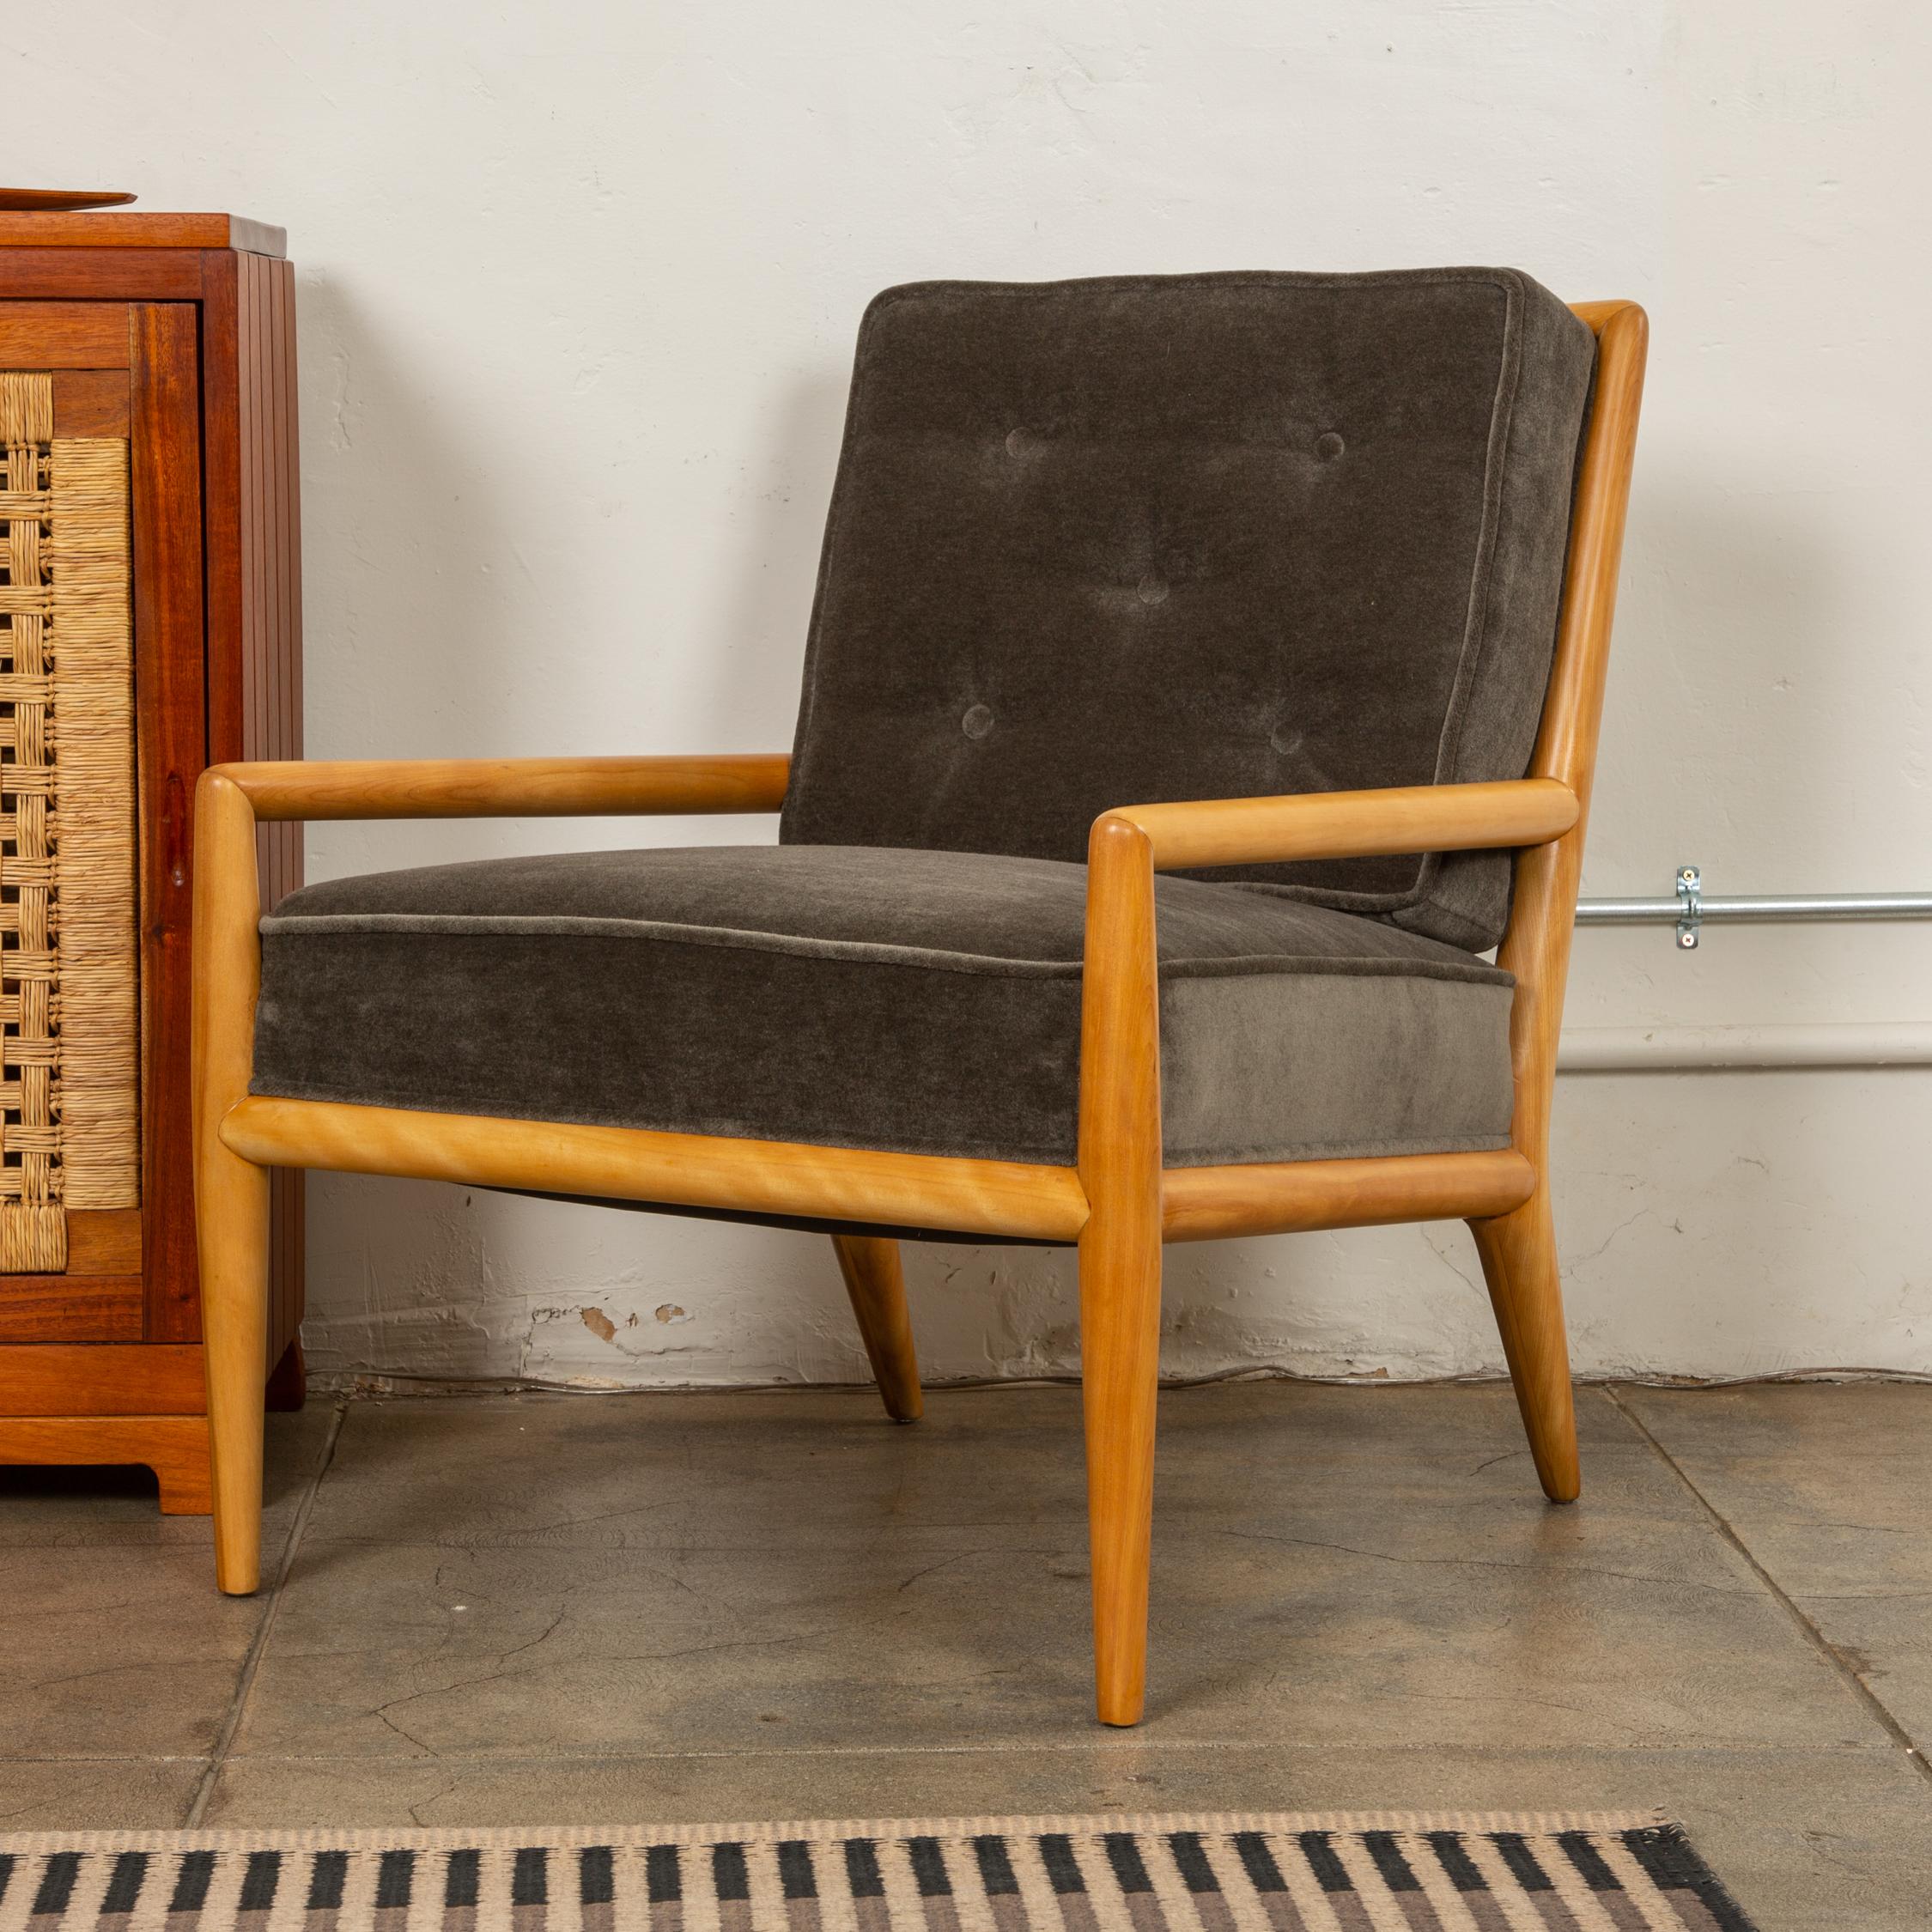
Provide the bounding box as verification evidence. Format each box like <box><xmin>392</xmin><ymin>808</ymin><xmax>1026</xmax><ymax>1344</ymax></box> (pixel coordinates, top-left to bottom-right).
<box><xmin>3</xmin><ymin>1381</ymin><xmax>1929</xmax><ymax>1929</ymax></box>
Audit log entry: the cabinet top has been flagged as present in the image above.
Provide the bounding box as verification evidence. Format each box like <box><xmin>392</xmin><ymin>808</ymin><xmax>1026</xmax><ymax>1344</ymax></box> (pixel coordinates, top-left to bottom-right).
<box><xmin>0</xmin><ymin>211</ymin><xmax>285</xmax><ymax>257</ymax></box>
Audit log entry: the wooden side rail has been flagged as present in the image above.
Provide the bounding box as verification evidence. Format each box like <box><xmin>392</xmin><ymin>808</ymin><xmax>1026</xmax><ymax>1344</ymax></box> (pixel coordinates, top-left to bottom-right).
<box><xmin>220</xmin><ymin>1097</ymin><xmax>1090</xmax><ymax>1243</ymax></box>
<box><xmin>210</xmin><ymin>751</ymin><xmax>792</xmax><ymax>822</ymax></box>
<box><xmin>1162</xmin><ymin>1149</ymin><xmax>1536</xmax><ymax>1243</ymax></box>
<box><xmin>1105</xmin><ymin>775</ymin><xmax>1580</xmax><ymax>873</ymax></box>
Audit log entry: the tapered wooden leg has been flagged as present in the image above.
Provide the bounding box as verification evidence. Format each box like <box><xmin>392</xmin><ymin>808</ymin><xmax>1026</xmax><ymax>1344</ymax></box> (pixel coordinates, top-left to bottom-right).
<box><xmin>193</xmin><ymin>772</ymin><xmax>273</xmax><ymax>1595</ymax></box>
<box><xmin>1078</xmin><ymin>1191</ymin><xmax>1163</xmax><ymax>1726</ymax></box>
<box><xmin>1078</xmin><ymin>813</ymin><xmax>1165</xmax><ymax>1727</ymax></box>
<box><xmin>1468</xmin><ymin>1187</ymin><xmax>1579</xmax><ymax>1502</ymax></box>
<box><xmin>832</xmin><ymin>1235</ymin><xmax>922</xmax><ymax>1423</ymax></box>
<box><xmin>200</xmin><ymin>1144</ymin><xmax>271</xmax><ymax>1587</ymax></box>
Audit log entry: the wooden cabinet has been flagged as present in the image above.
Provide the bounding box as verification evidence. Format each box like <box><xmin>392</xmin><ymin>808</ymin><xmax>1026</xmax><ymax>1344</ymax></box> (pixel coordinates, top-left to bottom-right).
<box><xmin>0</xmin><ymin>213</ymin><xmax>303</xmax><ymax>1511</ymax></box>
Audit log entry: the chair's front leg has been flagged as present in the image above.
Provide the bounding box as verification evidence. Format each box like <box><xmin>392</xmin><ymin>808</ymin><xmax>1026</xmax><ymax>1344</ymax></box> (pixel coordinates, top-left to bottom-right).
<box><xmin>192</xmin><ymin>772</ymin><xmax>274</xmax><ymax>1593</ymax></box>
<box><xmin>1078</xmin><ymin>815</ymin><xmax>1165</xmax><ymax>1727</ymax></box>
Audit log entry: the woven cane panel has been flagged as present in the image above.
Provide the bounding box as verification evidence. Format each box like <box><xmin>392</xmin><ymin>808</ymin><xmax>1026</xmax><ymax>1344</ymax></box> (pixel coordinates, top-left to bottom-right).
<box><xmin>0</xmin><ymin>372</ymin><xmax>140</xmax><ymax>1274</ymax></box>
<box><xmin>51</xmin><ymin>432</ymin><xmax>139</xmax><ymax>1212</ymax></box>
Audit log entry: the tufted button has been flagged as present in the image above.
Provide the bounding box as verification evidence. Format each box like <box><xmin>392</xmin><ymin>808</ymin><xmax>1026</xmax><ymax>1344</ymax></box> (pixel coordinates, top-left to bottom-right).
<box><xmin>1005</xmin><ymin>428</ymin><xmax>1042</xmax><ymax>459</ymax></box>
<box><xmin>1136</xmin><ymin>573</ymin><xmax>1169</xmax><ymax>606</ymax></box>
<box><xmin>1315</xmin><ymin>431</ymin><xmax>1345</xmax><ymax>460</ymax></box>
<box><xmin>961</xmin><ymin>703</ymin><xmax>994</xmax><ymax>740</ymax></box>
<box><xmin>1269</xmin><ymin>723</ymin><xmax>1301</xmax><ymax>755</ymax></box>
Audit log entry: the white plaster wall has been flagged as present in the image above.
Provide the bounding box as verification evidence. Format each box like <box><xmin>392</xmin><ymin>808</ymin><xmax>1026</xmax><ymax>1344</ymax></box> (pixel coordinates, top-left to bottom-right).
<box><xmin>19</xmin><ymin>0</ymin><xmax>1932</xmax><ymax>1385</ymax></box>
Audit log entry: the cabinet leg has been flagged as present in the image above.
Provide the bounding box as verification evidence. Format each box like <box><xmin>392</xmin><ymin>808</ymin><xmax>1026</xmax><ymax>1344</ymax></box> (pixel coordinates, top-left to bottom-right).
<box><xmin>264</xmin><ymin>1336</ymin><xmax>307</xmax><ymax>1413</ymax></box>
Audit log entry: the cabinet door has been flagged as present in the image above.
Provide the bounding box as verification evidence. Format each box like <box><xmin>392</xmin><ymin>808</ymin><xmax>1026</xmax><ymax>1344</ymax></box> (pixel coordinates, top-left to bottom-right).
<box><xmin>0</xmin><ymin>301</ymin><xmax>201</xmax><ymax>1342</ymax></box>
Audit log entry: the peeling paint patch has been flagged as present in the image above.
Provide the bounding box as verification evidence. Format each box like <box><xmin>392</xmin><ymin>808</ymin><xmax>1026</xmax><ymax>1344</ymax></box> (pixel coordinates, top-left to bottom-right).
<box><xmin>580</xmin><ymin>1307</ymin><xmax>617</xmax><ymax>1343</ymax></box>
<box><xmin>655</xmin><ymin>1303</ymin><xmax>690</xmax><ymax>1324</ymax></box>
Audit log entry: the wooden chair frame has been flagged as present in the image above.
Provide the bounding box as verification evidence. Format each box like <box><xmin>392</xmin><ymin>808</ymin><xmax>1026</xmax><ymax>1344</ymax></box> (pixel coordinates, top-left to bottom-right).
<box><xmin>192</xmin><ymin>301</ymin><xmax>1646</xmax><ymax>1727</ymax></box>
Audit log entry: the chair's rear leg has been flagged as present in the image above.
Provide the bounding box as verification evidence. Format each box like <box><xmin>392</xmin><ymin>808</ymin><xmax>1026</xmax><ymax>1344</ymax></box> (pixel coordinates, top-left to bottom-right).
<box><xmin>1468</xmin><ymin>1188</ymin><xmax>1580</xmax><ymax>1502</ymax></box>
<box><xmin>832</xmin><ymin>1236</ymin><xmax>922</xmax><ymax>1423</ymax></box>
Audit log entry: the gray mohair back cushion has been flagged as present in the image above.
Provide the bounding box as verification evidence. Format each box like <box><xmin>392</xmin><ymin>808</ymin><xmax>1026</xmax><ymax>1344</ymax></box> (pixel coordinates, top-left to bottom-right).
<box><xmin>781</xmin><ymin>270</ymin><xmax>1597</xmax><ymax>951</ymax></box>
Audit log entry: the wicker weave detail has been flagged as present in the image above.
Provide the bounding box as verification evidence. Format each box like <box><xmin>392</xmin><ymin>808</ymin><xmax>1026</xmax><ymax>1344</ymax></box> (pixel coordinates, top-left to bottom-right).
<box><xmin>0</xmin><ymin>375</ymin><xmax>63</xmax><ymax>1270</ymax></box>
<box><xmin>0</xmin><ymin>373</ymin><xmax>52</xmax><ymax>448</ymax></box>
<box><xmin>0</xmin><ymin>374</ymin><xmax>140</xmax><ymax>1273</ymax></box>
<box><xmin>52</xmin><ymin>434</ymin><xmax>138</xmax><ymax>1211</ymax></box>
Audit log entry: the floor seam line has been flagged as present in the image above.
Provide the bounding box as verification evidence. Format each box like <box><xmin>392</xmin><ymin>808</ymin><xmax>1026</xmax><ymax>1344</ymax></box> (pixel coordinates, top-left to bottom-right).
<box><xmin>1602</xmin><ymin>1384</ymin><xmax>1932</xmax><ymax>1795</ymax></box>
<box><xmin>181</xmin><ymin>1398</ymin><xmax>349</xmax><ymax>1827</ymax></box>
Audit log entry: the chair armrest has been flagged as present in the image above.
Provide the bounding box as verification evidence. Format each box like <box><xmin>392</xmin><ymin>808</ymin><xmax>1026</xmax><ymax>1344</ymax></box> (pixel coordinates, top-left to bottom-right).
<box><xmin>201</xmin><ymin>753</ymin><xmax>791</xmax><ymax>823</ymax></box>
<box><xmin>1100</xmin><ymin>777</ymin><xmax>1578</xmax><ymax>872</ymax></box>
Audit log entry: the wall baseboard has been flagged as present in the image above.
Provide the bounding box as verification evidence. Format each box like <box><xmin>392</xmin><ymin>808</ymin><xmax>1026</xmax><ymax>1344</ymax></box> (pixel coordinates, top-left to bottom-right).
<box><xmin>1558</xmin><ymin>1022</ymin><xmax>1932</xmax><ymax>1072</ymax></box>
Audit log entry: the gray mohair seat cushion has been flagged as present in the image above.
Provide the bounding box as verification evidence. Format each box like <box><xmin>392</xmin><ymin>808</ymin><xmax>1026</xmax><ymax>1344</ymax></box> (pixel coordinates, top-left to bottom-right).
<box><xmin>252</xmin><ymin>845</ymin><xmax>1515</xmax><ymax>1169</ymax></box>
<box><xmin>782</xmin><ymin>269</ymin><xmax>1596</xmax><ymax>951</ymax></box>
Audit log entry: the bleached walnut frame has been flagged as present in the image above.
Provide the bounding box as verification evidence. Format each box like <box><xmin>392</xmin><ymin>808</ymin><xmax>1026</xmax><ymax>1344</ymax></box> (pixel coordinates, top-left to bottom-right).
<box><xmin>193</xmin><ymin>300</ymin><xmax>1647</xmax><ymax>1728</ymax></box>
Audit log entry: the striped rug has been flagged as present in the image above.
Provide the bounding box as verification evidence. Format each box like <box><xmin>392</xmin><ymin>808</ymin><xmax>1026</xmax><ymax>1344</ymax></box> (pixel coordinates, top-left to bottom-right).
<box><xmin>0</xmin><ymin>1815</ymin><xmax>1756</xmax><ymax>1932</ymax></box>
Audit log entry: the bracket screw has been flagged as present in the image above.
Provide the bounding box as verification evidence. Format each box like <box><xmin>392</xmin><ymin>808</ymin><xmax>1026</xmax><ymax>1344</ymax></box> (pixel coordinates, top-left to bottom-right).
<box><xmin>1674</xmin><ymin>864</ymin><xmax>1702</xmax><ymax>951</ymax></box>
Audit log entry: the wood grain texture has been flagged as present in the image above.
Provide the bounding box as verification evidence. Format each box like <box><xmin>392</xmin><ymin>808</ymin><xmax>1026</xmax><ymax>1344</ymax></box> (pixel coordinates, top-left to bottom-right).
<box><xmin>217</xmin><ymin>752</ymin><xmax>793</xmax><ymax>822</ymax></box>
<box><xmin>0</xmin><ymin>1212</ymin><xmax>146</xmax><ymax>1339</ymax></box>
<box><xmin>1076</xmin><ymin>812</ymin><xmax>1165</xmax><ymax>1727</ymax></box>
<box><xmin>52</xmin><ymin>368</ymin><xmax>129</xmax><ymax>436</ymax></box>
<box><xmin>1114</xmin><ymin>777</ymin><xmax>1578</xmax><ymax>872</ymax></box>
<box><xmin>67</xmin><ymin>1208</ymin><xmax>143</xmax><ymax>1273</ymax></box>
<box><xmin>1162</xmin><ymin>1149</ymin><xmax>1536</xmax><ymax>1243</ymax></box>
<box><xmin>0</xmin><ymin>252</ymin><xmax>203</xmax><ymax>300</ymax></box>
<box><xmin>831</xmin><ymin>1236</ymin><xmax>922</xmax><ymax>1423</ymax></box>
<box><xmin>221</xmin><ymin>1094</ymin><xmax>1090</xmax><ymax>1243</ymax></box>
<box><xmin>0</xmin><ymin>1343</ymin><xmax>204</xmax><ymax>1414</ymax></box>
<box><xmin>0</xmin><ymin>213</ymin><xmax>285</xmax><ymax>255</ymax></box>
<box><xmin>0</xmin><ymin>1277</ymin><xmax>142</xmax><ymax>1342</ymax></box>
<box><xmin>0</xmin><ymin>302</ymin><xmax>131</xmax><ymax>367</ymax></box>
<box><xmin>0</xmin><ymin>1414</ymin><xmax>211</xmax><ymax>1512</ymax></box>
<box><xmin>130</xmin><ymin>302</ymin><xmax>205</xmax><ymax>1344</ymax></box>
<box><xmin>192</xmin><ymin>772</ymin><xmax>271</xmax><ymax>1592</ymax></box>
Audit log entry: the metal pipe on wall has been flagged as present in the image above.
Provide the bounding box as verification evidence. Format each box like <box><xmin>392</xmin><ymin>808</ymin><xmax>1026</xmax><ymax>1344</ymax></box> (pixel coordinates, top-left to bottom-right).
<box><xmin>1577</xmin><ymin>892</ymin><xmax>1932</xmax><ymax>926</ymax></box>
<box><xmin>1564</xmin><ymin>872</ymin><xmax>1932</xmax><ymax>1071</ymax></box>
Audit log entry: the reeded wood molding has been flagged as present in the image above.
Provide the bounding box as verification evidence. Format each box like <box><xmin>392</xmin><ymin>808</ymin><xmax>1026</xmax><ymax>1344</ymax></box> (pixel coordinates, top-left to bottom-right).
<box><xmin>221</xmin><ymin>1097</ymin><xmax>1091</xmax><ymax>1244</ymax></box>
<box><xmin>1105</xmin><ymin>777</ymin><xmax>1578</xmax><ymax>873</ymax></box>
<box><xmin>209</xmin><ymin>752</ymin><xmax>791</xmax><ymax>821</ymax></box>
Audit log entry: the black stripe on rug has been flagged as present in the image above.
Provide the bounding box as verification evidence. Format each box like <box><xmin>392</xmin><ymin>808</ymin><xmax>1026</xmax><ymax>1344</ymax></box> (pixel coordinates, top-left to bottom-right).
<box><xmin>0</xmin><ymin>1814</ymin><xmax>1759</xmax><ymax>1931</ymax></box>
